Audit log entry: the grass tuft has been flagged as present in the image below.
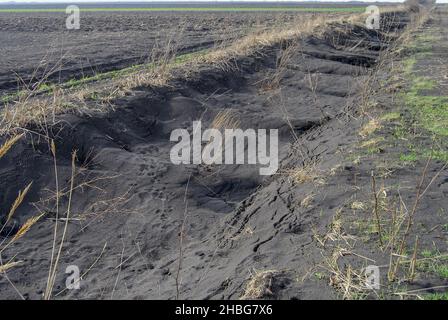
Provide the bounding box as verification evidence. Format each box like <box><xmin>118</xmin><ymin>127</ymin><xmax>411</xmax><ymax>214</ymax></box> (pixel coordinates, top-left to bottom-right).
<box><xmin>240</xmin><ymin>269</ymin><xmax>278</xmax><ymax>300</ymax></box>
<box><xmin>359</xmin><ymin>119</ymin><xmax>381</xmax><ymax>138</ymax></box>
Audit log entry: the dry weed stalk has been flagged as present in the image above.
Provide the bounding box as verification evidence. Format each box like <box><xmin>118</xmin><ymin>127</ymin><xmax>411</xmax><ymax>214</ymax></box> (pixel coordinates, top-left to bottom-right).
<box><xmin>408</xmin><ymin>236</ymin><xmax>419</xmax><ymax>281</ymax></box>
<box><xmin>306</xmin><ymin>71</ymin><xmax>328</xmax><ymax>121</ymax></box>
<box><xmin>46</xmin><ymin>139</ymin><xmax>59</xmax><ymax>295</ymax></box>
<box><xmin>370</xmin><ymin>172</ymin><xmax>383</xmax><ymax>246</ymax></box>
<box><xmin>324</xmin><ymin>248</ymin><xmax>375</xmax><ymax>299</ymax></box>
<box><xmin>387</xmin><ymin>156</ymin><xmax>432</xmax><ymax>281</ymax></box>
<box><xmin>175</xmin><ymin>173</ymin><xmax>191</xmax><ymax>300</ymax></box>
<box><xmin>44</xmin><ymin>150</ymin><xmax>77</xmax><ymax>300</ymax></box>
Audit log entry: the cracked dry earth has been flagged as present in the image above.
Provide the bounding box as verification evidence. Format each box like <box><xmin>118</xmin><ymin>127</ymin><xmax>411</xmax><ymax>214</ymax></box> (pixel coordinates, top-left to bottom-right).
<box><xmin>3</xmin><ymin>9</ymin><xmax>444</xmax><ymax>300</ymax></box>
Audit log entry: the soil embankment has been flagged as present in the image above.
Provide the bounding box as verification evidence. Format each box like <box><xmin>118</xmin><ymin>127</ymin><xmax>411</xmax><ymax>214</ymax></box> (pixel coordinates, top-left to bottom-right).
<box><xmin>3</xmin><ymin>8</ymin><xmax>444</xmax><ymax>300</ymax></box>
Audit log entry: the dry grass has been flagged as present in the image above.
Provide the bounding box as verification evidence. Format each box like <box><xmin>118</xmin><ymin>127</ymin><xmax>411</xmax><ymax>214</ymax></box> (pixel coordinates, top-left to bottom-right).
<box><xmin>325</xmin><ymin>251</ymin><xmax>374</xmax><ymax>300</ymax></box>
<box><xmin>316</xmin><ymin>209</ymin><xmax>376</xmax><ymax>299</ymax></box>
<box><xmin>351</xmin><ymin>201</ymin><xmax>365</xmax><ymax>210</ymax></box>
<box><xmin>10</xmin><ymin>214</ymin><xmax>43</xmax><ymax>243</ymax></box>
<box><xmin>117</xmin><ymin>39</ymin><xmax>178</xmax><ymax>91</ymax></box>
<box><xmin>313</xmin><ymin>207</ymin><xmax>375</xmax><ymax>298</ymax></box>
<box><xmin>359</xmin><ymin>118</ymin><xmax>381</xmax><ymax>138</ymax></box>
<box><xmin>240</xmin><ymin>269</ymin><xmax>278</xmax><ymax>300</ymax></box>
<box><xmin>0</xmin><ymin>133</ymin><xmax>24</xmax><ymax>158</ymax></box>
<box><xmin>200</xmin><ymin>16</ymin><xmax>325</xmax><ymax>71</ymax></box>
<box><xmin>286</xmin><ymin>162</ymin><xmax>325</xmax><ymax>185</ymax></box>
<box><xmin>210</xmin><ymin>109</ymin><xmax>240</xmax><ymax>131</ymax></box>
<box><xmin>300</xmin><ymin>193</ymin><xmax>315</xmax><ymax>208</ymax></box>
<box><xmin>258</xmin><ymin>41</ymin><xmax>299</xmax><ymax>93</ymax></box>
<box><xmin>0</xmin><ymin>261</ymin><xmax>23</xmax><ymax>273</ymax></box>
<box><xmin>359</xmin><ymin>137</ymin><xmax>384</xmax><ymax>148</ymax></box>
<box><xmin>6</xmin><ymin>182</ymin><xmax>33</xmax><ymax>225</ymax></box>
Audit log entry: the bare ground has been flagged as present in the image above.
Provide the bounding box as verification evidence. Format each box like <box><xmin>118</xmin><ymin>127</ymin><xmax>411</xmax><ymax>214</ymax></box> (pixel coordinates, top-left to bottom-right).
<box><xmin>1</xmin><ymin>7</ymin><xmax>447</xmax><ymax>300</ymax></box>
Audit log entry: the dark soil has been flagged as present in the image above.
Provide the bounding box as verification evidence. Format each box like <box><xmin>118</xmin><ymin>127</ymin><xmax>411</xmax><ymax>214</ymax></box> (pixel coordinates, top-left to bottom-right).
<box><xmin>1</xmin><ymin>8</ymin><xmax>446</xmax><ymax>300</ymax></box>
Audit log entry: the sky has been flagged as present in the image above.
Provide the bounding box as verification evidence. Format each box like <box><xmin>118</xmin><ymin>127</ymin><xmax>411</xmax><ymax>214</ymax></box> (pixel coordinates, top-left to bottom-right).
<box><xmin>2</xmin><ymin>0</ymin><xmax>447</xmax><ymax>4</ymax></box>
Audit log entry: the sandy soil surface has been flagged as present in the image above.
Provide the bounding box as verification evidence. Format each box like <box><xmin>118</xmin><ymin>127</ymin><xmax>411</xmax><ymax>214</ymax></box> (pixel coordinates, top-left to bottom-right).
<box><xmin>0</xmin><ymin>7</ymin><xmax>447</xmax><ymax>300</ymax></box>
